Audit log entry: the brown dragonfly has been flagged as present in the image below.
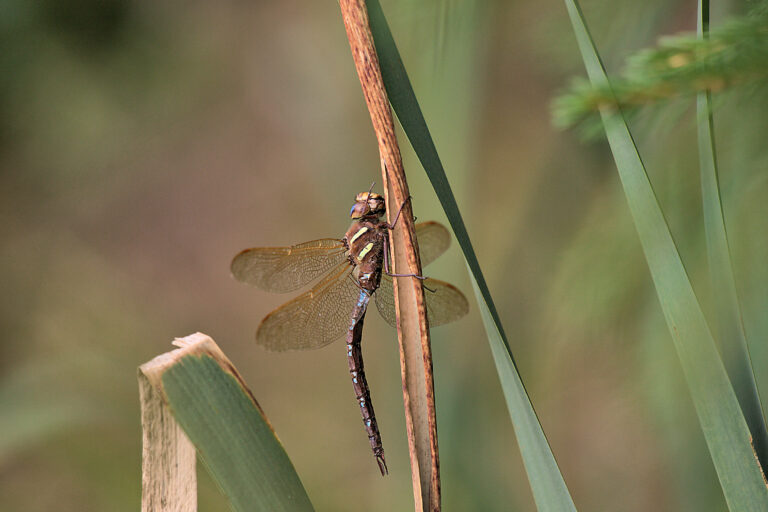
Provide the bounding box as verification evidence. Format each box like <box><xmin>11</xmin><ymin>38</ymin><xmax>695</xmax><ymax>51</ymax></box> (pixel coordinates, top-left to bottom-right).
<box><xmin>231</xmin><ymin>190</ymin><xmax>468</xmax><ymax>475</ymax></box>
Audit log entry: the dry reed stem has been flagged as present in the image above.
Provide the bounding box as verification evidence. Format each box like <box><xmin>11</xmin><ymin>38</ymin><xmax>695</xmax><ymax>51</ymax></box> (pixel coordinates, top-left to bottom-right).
<box><xmin>137</xmin><ymin>335</ymin><xmax>206</xmax><ymax>512</ymax></box>
<box><xmin>338</xmin><ymin>1</ymin><xmax>440</xmax><ymax>511</ymax></box>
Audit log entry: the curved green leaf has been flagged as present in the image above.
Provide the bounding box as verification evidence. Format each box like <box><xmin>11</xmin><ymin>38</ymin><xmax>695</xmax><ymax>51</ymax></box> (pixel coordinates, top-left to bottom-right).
<box><xmin>563</xmin><ymin>0</ymin><xmax>768</xmax><ymax>509</ymax></box>
<box><xmin>161</xmin><ymin>352</ymin><xmax>314</xmax><ymax>512</ymax></box>
<box><xmin>696</xmin><ymin>0</ymin><xmax>768</xmax><ymax>472</ymax></box>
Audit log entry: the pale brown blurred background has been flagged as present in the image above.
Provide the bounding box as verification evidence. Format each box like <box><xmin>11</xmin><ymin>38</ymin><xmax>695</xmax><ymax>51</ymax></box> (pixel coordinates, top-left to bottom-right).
<box><xmin>2</xmin><ymin>1</ymin><xmax>767</xmax><ymax>510</ymax></box>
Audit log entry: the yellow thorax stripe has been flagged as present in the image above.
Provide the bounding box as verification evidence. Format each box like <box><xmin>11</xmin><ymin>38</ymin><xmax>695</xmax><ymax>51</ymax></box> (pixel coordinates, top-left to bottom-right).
<box><xmin>358</xmin><ymin>242</ymin><xmax>375</xmax><ymax>260</ymax></box>
<box><xmin>350</xmin><ymin>226</ymin><xmax>369</xmax><ymax>243</ymax></box>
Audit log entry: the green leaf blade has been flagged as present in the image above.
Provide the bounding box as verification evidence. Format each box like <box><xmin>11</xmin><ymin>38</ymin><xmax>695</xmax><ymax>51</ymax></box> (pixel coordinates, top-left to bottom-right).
<box><xmin>696</xmin><ymin>0</ymin><xmax>768</xmax><ymax>472</ymax></box>
<box><xmin>563</xmin><ymin>0</ymin><xmax>768</xmax><ymax>509</ymax></box>
<box><xmin>367</xmin><ymin>1</ymin><xmax>577</xmax><ymax>510</ymax></box>
<box><xmin>162</xmin><ymin>353</ymin><xmax>314</xmax><ymax>512</ymax></box>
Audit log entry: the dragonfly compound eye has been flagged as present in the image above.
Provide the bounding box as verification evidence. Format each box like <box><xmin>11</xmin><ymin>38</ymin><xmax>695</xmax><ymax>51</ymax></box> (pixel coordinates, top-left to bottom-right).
<box><xmin>350</xmin><ymin>202</ymin><xmax>371</xmax><ymax>219</ymax></box>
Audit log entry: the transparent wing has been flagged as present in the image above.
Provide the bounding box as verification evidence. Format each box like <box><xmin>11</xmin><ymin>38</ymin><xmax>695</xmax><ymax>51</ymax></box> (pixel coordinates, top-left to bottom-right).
<box><xmin>375</xmin><ymin>274</ymin><xmax>469</xmax><ymax>329</ymax></box>
<box><xmin>256</xmin><ymin>262</ymin><xmax>360</xmax><ymax>351</ymax></box>
<box><xmin>374</xmin><ymin>276</ymin><xmax>396</xmax><ymax>326</ymax></box>
<box><xmin>421</xmin><ymin>278</ymin><xmax>470</xmax><ymax>327</ymax></box>
<box><xmin>231</xmin><ymin>239</ymin><xmax>348</xmax><ymax>293</ymax></box>
<box><xmin>415</xmin><ymin>222</ymin><xmax>451</xmax><ymax>267</ymax></box>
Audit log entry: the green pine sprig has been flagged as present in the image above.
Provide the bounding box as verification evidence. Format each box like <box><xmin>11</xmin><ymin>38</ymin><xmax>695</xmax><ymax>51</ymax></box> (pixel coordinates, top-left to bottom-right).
<box><xmin>553</xmin><ymin>4</ymin><xmax>768</xmax><ymax>130</ymax></box>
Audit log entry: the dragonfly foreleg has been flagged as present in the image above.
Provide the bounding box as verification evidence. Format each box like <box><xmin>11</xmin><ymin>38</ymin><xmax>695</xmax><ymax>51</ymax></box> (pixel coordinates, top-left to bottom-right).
<box><xmin>385</xmin><ymin>195</ymin><xmax>412</xmax><ymax>231</ymax></box>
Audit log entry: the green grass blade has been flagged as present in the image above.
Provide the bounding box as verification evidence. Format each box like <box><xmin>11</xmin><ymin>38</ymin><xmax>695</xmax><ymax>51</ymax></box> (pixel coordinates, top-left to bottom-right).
<box><xmin>563</xmin><ymin>0</ymin><xmax>768</xmax><ymax>509</ymax></box>
<box><xmin>696</xmin><ymin>0</ymin><xmax>768</xmax><ymax>471</ymax></box>
<box><xmin>160</xmin><ymin>349</ymin><xmax>314</xmax><ymax>512</ymax></box>
<box><xmin>366</xmin><ymin>1</ymin><xmax>577</xmax><ymax>510</ymax></box>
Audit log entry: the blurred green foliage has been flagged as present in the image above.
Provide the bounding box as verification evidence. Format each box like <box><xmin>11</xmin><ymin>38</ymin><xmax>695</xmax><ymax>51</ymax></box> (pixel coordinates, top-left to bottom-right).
<box><xmin>1</xmin><ymin>0</ymin><xmax>767</xmax><ymax>511</ymax></box>
<box><xmin>553</xmin><ymin>1</ymin><xmax>768</xmax><ymax>132</ymax></box>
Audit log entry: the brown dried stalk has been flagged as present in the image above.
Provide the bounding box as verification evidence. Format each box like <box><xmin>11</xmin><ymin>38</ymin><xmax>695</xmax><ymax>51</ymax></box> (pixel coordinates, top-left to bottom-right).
<box><xmin>338</xmin><ymin>1</ymin><xmax>440</xmax><ymax>511</ymax></box>
<box><xmin>138</xmin><ymin>335</ymin><xmax>201</xmax><ymax>512</ymax></box>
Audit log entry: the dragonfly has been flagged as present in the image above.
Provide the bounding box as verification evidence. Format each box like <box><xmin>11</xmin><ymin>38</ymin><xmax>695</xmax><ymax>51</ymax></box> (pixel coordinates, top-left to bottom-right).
<box><xmin>231</xmin><ymin>190</ymin><xmax>468</xmax><ymax>475</ymax></box>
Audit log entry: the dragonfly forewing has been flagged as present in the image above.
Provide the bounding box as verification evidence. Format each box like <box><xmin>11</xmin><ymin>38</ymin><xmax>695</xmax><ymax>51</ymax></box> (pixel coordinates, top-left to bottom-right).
<box><xmin>231</xmin><ymin>238</ymin><xmax>348</xmax><ymax>293</ymax></box>
<box><xmin>256</xmin><ymin>262</ymin><xmax>361</xmax><ymax>351</ymax></box>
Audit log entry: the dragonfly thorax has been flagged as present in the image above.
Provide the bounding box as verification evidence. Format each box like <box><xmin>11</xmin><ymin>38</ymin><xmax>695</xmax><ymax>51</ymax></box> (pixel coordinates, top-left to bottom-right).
<box><xmin>345</xmin><ymin>219</ymin><xmax>386</xmax><ymax>292</ymax></box>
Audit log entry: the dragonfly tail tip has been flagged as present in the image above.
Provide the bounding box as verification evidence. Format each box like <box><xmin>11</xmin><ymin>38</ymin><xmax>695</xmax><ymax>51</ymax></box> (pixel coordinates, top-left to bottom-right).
<box><xmin>376</xmin><ymin>454</ymin><xmax>388</xmax><ymax>476</ymax></box>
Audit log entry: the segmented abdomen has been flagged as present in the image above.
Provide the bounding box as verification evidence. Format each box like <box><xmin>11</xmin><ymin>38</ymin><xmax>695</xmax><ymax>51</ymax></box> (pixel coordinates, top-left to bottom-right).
<box><xmin>347</xmin><ymin>289</ymin><xmax>387</xmax><ymax>475</ymax></box>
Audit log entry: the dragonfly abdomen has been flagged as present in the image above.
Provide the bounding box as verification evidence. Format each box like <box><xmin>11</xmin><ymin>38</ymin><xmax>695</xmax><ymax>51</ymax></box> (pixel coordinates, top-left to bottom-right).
<box><xmin>347</xmin><ymin>289</ymin><xmax>388</xmax><ymax>475</ymax></box>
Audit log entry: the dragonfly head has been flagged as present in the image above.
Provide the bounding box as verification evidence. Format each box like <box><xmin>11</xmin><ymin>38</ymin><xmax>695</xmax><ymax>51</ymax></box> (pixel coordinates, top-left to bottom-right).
<box><xmin>350</xmin><ymin>192</ymin><xmax>385</xmax><ymax>220</ymax></box>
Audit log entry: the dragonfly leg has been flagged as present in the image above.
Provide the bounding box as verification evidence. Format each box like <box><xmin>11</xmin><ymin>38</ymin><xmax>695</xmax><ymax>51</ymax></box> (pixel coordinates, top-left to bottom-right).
<box><xmin>385</xmin><ymin>196</ymin><xmax>412</xmax><ymax>230</ymax></box>
<box><xmin>383</xmin><ymin>236</ymin><xmax>427</xmax><ymax>280</ymax></box>
<box><xmin>347</xmin><ymin>272</ymin><xmax>367</xmax><ymax>292</ymax></box>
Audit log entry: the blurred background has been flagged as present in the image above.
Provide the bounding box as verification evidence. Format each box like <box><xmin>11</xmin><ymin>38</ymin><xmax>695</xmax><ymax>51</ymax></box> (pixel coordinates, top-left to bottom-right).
<box><xmin>1</xmin><ymin>0</ymin><xmax>766</xmax><ymax>510</ymax></box>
